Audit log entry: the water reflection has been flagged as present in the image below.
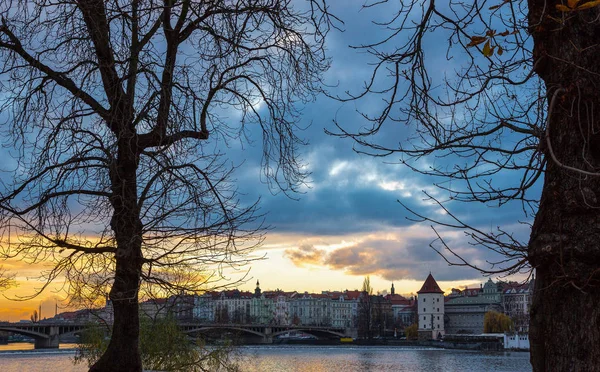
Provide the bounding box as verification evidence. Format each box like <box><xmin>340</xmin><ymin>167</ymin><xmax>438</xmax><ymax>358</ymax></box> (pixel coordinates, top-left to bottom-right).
<box><xmin>0</xmin><ymin>342</ymin><xmax>78</xmax><ymax>351</ymax></box>
<box><xmin>0</xmin><ymin>344</ymin><xmax>531</xmax><ymax>372</ymax></box>
<box><xmin>237</xmin><ymin>346</ymin><xmax>531</xmax><ymax>372</ymax></box>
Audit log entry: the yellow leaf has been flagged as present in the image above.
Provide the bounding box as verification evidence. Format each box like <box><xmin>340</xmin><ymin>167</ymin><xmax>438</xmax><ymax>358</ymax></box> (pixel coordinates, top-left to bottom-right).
<box><xmin>568</xmin><ymin>0</ymin><xmax>580</xmax><ymax>8</ymax></box>
<box><xmin>576</xmin><ymin>0</ymin><xmax>600</xmax><ymax>10</ymax></box>
<box><xmin>483</xmin><ymin>41</ymin><xmax>493</xmax><ymax>57</ymax></box>
<box><xmin>556</xmin><ymin>4</ymin><xmax>573</xmax><ymax>11</ymax></box>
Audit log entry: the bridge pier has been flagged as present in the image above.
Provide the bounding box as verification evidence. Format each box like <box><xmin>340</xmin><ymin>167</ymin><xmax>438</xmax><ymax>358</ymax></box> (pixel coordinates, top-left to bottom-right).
<box><xmin>34</xmin><ymin>336</ymin><xmax>59</xmax><ymax>349</ymax></box>
<box><xmin>262</xmin><ymin>327</ymin><xmax>273</xmax><ymax>344</ymax></box>
<box><xmin>345</xmin><ymin>327</ymin><xmax>358</xmax><ymax>339</ymax></box>
<box><xmin>34</xmin><ymin>326</ymin><xmax>60</xmax><ymax>349</ymax></box>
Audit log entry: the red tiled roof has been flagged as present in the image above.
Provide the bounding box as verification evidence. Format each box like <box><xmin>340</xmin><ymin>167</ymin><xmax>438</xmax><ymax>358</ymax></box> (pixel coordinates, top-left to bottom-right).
<box><xmin>417</xmin><ymin>274</ymin><xmax>444</xmax><ymax>294</ymax></box>
<box><xmin>343</xmin><ymin>290</ymin><xmax>362</xmax><ymax>300</ymax></box>
<box><xmin>385</xmin><ymin>293</ymin><xmax>410</xmax><ymax>305</ymax></box>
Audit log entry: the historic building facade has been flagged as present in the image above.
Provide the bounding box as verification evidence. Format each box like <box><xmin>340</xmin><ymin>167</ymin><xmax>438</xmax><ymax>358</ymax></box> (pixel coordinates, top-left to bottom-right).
<box><xmin>445</xmin><ymin>278</ymin><xmax>503</xmax><ymax>334</ymax></box>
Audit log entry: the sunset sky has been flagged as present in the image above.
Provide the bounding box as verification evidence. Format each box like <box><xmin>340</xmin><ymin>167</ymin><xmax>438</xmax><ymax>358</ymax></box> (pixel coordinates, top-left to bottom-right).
<box><xmin>0</xmin><ymin>1</ymin><xmax>534</xmax><ymax>321</ymax></box>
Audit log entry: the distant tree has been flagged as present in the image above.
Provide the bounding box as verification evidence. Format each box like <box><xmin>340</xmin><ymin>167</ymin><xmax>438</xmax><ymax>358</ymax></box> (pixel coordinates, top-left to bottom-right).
<box><xmin>330</xmin><ymin>1</ymin><xmax>600</xmax><ymax>370</ymax></box>
<box><xmin>232</xmin><ymin>308</ymin><xmax>244</xmax><ymax>324</ymax></box>
<box><xmin>0</xmin><ymin>1</ymin><xmax>335</xmax><ymax>371</ymax></box>
<box><xmin>30</xmin><ymin>309</ymin><xmax>39</xmax><ymax>323</ymax></box>
<box><xmin>357</xmin><ymin>276</ymin><xmax>374</xmax><ymax>339</ymax></box>
<box><xmin>216</xmin><ymin>305</ymin><xmax>230</xmax><ymax>324</ymax></box>
<box><xmin>404</xmin><ymin>323</ymin><xmax>418</xmax><ymax>340</ymax></box>
<box><xmin>484</xmin><ymin>311</ymin><xmax>513</xmax><ymax>333</ymax></box>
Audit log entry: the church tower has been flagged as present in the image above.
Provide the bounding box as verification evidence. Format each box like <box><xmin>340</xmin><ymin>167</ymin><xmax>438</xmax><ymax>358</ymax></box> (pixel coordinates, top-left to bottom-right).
<box><xmin>254</xmin><ymin>280</ymin><xmax>262</xmax><ymax>297</ymax></box>
<box><xmin>391</xmin><ymin>283</ymin><xmax>395</xmax><ymax>295</ymax></box>
<box><xmin>417</xmin><ymin>273</ymin><xmax>445</xmax><ymax>340</ymax></box>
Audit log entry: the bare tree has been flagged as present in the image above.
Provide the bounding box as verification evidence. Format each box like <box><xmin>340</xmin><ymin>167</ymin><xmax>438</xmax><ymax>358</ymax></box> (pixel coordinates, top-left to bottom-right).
<box><xmin>357</xmin><ymin>275</ymin><xmax>373</xmax><ymax>339</ymax></box>
<box><xmin>30</xmin><ymin>309</ymin><xmax>40</xmax><ymax>323</ymax></box>
<box><xmin>0</xmin><ymin>1</ymin><xmax>335</xmax><ymax>370</ymax></box>
<box><xmin>0</xmin><ymin>266</ymin><xmax>15</xmax><ymax>291</ymax></box>
<box><xmin>330</xmin><ymin>0</ymin><xmax>600</xmax><ymax>370</ymax></box>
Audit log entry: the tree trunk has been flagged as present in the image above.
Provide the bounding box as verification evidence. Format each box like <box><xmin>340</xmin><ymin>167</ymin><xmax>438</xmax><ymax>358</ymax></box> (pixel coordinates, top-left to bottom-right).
<box><xmin>90</xmin><ymin>135</ymin><xmax>143</xmax><ymax>372</ymax></box>
<box><xmin>528</xmin><ymin>2</ymin><xmax>600</xmax><ymax>371</ymax></box>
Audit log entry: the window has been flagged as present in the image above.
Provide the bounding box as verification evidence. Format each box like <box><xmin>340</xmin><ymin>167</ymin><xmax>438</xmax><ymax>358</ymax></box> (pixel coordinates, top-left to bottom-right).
<box><xmin>437</xmin><ymin>308</ymin><xmax>440</xmax><ymax>312</ymax></box>
<box><xmin>423</xmin><ymin>298</ymin><xmax>426</xmax><ymax>302</ymax></box>
<box><xmin>424</xmin><ymin>308</ymin><xmax>426</xmax><ymax>312</ymax></box>
<box><xmin>437</xmin><ymin>298</ymin><xmax>439</xmax><ymax>303</ymax></box>
<box><xmin>424</xmin><ymin>316</ymin><xmax>426</xmax><ymax>320</ymax></box>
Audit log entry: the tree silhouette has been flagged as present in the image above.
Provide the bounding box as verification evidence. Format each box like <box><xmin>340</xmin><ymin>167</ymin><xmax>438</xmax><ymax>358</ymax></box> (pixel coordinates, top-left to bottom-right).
<box><xmin>330</xmin><ymin>1</ymin><xmax>600</xmax><ymax>370</ymax></box>
<box><xmin>357</xmin><ymin>276</ymin><xmax>373</xmax><ymax>339</ymax></box>
<box><xmin>0</xmin><ymin>1</ymin><xmax>335</xmax><ymax>370</ymax></box>
<box><xmin>0</xmin><ymin>266</ymin><xmax>14</xmax><ymax>291</ymax></box>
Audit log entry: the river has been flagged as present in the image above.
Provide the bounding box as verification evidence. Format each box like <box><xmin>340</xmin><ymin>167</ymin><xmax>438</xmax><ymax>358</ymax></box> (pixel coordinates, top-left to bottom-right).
<box><xmin>0</xmin><ymin>343</ymin><xmax>531</xmax><ymax>371</ymax></box>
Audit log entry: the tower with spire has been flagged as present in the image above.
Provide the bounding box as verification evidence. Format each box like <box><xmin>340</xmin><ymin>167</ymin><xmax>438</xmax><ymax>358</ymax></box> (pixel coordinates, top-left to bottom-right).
<box><xmin>417</xmin><ymin>273</ymin><xmax>445</xmax><ymax>340</ymax></box>
<box><xmin>391</xmin><ymin>283</ymin><xmax>395</xmax><ymax>295</ymax></box>
<box><xmin>254</xmin><ymin>280</ymin><xmax>261</xmax><ymax>298</ymax></box>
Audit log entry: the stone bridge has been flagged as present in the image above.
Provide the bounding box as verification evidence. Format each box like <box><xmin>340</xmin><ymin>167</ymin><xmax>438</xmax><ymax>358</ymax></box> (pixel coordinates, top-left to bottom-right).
<box><xmin>0</xmin><ymin>322</ymin><xmax>91</xmax><ymax>348</ymax></box>
<box><xmin>0</xmin><ymin>322</ymin><xmax>357</xmax><ymax>348</ymax></box>
<box><xmin>178</xmin><ymin>323</ymin><xmax>356</xmax><ymax>343</ymax></box>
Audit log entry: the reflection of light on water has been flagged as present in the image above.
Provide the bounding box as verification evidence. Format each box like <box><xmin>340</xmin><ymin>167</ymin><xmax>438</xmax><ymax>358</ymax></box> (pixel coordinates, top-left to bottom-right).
<box><xmin>0</xmin><ymin>342</ymin><xmax>79</xmax><ymax>352</ymax></box>
<box><xmin>0</xmin><ymin>343</ymin><xmax>86</xmax><ymax>372</ymax></box>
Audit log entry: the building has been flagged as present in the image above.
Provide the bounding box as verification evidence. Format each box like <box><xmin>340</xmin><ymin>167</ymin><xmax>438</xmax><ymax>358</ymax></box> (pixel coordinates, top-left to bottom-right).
<box><xmin>387</xmin><ymin>294</ymin><xmax>416</xmax><ymax>329</ymax></box>
<box><xmin>445</xmin><ymin>278</ymin><xmax>503</xmax><ymax>334</ymax></box>
<box><xmin>290</xmin><ymin>292</ymin><xmax>331</xmax><ymax>326</ymax></box>
<box><xmin>504</xmin><ymin>332</ymin><xmax>530</xmax><ymax>350</ymax></box>
<box><xmin>417</xmin><ymin>273</ymin><xmax>445</xmax><ymax>340</ymax></box>
<box><xmin>501</xmin><ymin>277</ymin><xmax>534</xmax><ymax>332</ymax></box>
<box><xmin>329</xmin><ymin>291</ymin><xmax>358</xmax><ymax>328</ymax></box>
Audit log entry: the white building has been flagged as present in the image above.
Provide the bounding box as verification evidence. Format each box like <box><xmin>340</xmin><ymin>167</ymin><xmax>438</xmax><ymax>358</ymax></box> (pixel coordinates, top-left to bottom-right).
<box><xmin>417</xmin><ymin>273</ymin><xmax>445</xmax><ymax>340</ymax></box>
<box><xmin>504</xmin><ymin>332</ymin><xmax>530</xmax><ymax>350</ymax></box>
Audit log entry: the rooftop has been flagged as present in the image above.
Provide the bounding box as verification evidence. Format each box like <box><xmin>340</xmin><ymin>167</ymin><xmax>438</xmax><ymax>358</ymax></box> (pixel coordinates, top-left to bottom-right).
<box><xmin>417</xmin><ymin>273</ymin><xmax>444</xmax><ymax>294</ymax></box>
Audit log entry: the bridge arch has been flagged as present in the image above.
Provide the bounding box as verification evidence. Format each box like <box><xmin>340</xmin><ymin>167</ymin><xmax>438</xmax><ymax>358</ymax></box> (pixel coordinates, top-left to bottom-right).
<box><xmin>59</xmin><ymin>328</ymin><xmax>89</xmax><ymax>339</ymax></box>
<box><xmin>182</xmin><ymin>326</ymin><xmax>265</xmax><ymax>338</ymax></box>
<box><xmin>0</xmin><ymin>327</ymin><xmax>49</xmax><ymax>340</ymax></box>
<box><xmin>271</xmin><ymin>329</ymin><xmax>345</xmax><ymax>338</ymax></box>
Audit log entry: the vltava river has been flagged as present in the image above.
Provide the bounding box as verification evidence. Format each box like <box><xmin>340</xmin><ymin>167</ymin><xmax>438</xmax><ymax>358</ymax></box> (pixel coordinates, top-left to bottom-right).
<box><xmin>0</xmin><ymin>344</ymin><xmax>531</xmax><ymax>371</ymax></box>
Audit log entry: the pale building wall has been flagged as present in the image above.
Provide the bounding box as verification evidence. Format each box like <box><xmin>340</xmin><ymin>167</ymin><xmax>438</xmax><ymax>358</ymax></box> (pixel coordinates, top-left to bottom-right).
<box><xmin>417</xmin><ymin>292</ymin><xmax>445</xmax><ymax>339</ymax></box>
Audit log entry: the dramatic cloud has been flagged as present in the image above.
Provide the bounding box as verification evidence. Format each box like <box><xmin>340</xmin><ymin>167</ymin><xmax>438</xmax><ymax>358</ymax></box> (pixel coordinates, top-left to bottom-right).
<box><xmin>282</xmin><ymin>224</ymin><xmax>527</xmax><ymax>283</ymax></box>
<box><xmin>284</xmin><ymin>244</ymin><xmax>327</xmax><ymax>267</ymax></box>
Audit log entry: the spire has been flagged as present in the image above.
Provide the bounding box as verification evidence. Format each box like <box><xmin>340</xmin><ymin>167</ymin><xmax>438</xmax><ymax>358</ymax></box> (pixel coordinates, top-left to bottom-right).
<box><xmin>254</xmin><ymin>280</ymin><xmax>261</xmax><ymax>297</ymax></box>
<box><xmin>391</xmin><ymin>283</ymin><xmax>395</xmax><ymax>295</ymax></box>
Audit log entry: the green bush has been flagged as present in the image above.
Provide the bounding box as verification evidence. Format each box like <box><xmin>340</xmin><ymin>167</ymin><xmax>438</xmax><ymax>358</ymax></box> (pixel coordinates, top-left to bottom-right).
<box><xmin>74</xmin><ymin>316</ymin><xmax>239</xmax><ymax>371</ymax></box>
